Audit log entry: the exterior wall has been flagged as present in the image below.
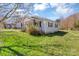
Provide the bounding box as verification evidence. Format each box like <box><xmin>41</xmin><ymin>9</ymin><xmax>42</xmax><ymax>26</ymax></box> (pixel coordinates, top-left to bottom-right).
<box><xmin>16</xmin><ymin>22</ymin><xmax>22</xmax><ymax>29</ymax></box>
<box><xmin>41</xmin><ymin>21</ymin><xmax>59</xmax><ymax>34</ymax></box>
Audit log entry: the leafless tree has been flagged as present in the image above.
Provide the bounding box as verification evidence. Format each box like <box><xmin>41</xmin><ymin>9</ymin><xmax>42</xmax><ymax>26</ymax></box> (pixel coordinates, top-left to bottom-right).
<box><xmin>0</xmin><ymin>3</ymin><xmax>18</xmax><ymax>29</ymax></box>
<box><xmin>0</xmin><ymin>3</ymin><xmax>34</xmax><ymax>29</ymax></box>
<box><xmin>12</xmin><ymin>3</ymin><xmax>33</xmax><ymax>29</ymax></box>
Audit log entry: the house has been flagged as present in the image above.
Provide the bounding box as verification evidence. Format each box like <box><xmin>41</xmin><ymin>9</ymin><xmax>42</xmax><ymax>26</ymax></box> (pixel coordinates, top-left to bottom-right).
<box><xmin>4</xmin><ymin>15</ymin><xmax>60</xmax><ymax>34</ymax></box>
<box><xmin>4</xmin><ymin>9</ymin><xmax>28</xmax><ymax>29</ymax></box>
<box><xmin>4</xmin><ymin>15</ymin><xmax>25</xmax><ymax>29</ymax></box>
<box><xmin>21</xmin><ymin>16</ymin><xmax>60</xmax><ymax>34</ymax></box>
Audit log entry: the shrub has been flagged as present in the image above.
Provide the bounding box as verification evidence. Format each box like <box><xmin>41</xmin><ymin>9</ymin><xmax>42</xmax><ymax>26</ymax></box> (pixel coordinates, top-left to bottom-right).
<box><xmin>27</xmin><ymin>24</ymin><xmax>41</xmax><ymax>35</ymax></box>
<box><xmin>21</xmin><ymin>23</ymin><xmax>41</xmax><ymax>35</ymax></box>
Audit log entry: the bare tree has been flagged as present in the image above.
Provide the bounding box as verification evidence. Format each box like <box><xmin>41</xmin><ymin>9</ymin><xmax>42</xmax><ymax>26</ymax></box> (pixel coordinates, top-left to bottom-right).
<box><xmin>0</xmin><ymin>4</ymin><xmax>18</xmax><ymax>21</ymax></box>
<box><xmin>0</xmin><ymin>3</ymin><xmax>19</xmax><ymax>29</ymax></box>
<box><xmin>0</xmin><ymin>3</ymin><xmax>34</xmax><ymax>30</ymax></box>
<box><xmin>12</xmin><ymin>3</ymin><xmax>34</xmax><ymax>29</ymax></box>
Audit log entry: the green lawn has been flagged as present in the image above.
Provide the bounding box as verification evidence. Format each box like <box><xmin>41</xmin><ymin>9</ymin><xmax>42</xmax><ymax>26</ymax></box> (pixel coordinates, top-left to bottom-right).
<box><xmin>0</xmin><ymin>29</ymin><xmax>79</xmax><ymax>56</ymax></box>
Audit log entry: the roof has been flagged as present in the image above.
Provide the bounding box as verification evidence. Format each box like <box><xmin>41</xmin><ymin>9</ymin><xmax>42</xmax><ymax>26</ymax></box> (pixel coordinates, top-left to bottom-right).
<box><xmin>31</xmin><ymin>16</ymin><xmax>54</xmax><ymax>22</ymax></box>
<box><xmin>3</xmin><ymin>14</ymin><xmax>60</xmax><ymax>24</ymax></box>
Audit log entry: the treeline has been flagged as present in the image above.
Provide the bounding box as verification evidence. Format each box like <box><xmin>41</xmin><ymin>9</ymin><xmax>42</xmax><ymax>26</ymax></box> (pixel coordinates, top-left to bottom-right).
<box><xmin>60</xmin><ymin>13</ymin><xmax>79</xmax><ymax>30</ymax></box>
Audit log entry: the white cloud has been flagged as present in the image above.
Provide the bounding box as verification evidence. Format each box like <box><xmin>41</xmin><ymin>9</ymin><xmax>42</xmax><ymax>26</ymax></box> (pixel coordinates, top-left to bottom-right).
<box><xmin>33</xmin><ymin>3</ymin><xmax>75</xmax><ymax>19</ymax></box>
<box><xmin>50</xmin><ymin>3</ymin><xmax>59</xmax><ymax>8</ymax></box>
<box><xmin>49</xmin><ymin>3</ymin><xmax>75</xmax><ymax>19</ymax></box>
<box><xmin>50</xmin><ymin>3</ymin><xmax>74</xmax><ymax>17</ymax></box>
<box><xmin>34</xmin><ymin>13</ymin><xmax>39</xmax><ymax>16</ymax></box>
<box><xmin>50</xmin><ymin>3</ymin><xmax>66</xmax><ymax>8</ymax></box>
<box><xmin>56</xmin><ymin>7</ymin><xmax>73</xmax><ymax>14</ymax></box>
<box><xmin>16</xmin><ymin>9</ymin><xmax>25</xmax><ymax>12</ymax></box>
<box><xmin>34</xmin><ymin>3</ymin><xmax>49</xmax><ymax>11</ymax></box>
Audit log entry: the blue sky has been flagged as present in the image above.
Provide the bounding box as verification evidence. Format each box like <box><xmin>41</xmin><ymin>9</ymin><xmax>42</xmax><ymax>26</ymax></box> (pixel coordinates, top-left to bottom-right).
<box><xmin>31</xmin><ymin>3</ymin><xmax>79</xmax><ymax>20</ymax></box>
<box><xmin>1</xmin><ymin>3</ymin><xmax>79</xmax><ymax>20</ymax></box>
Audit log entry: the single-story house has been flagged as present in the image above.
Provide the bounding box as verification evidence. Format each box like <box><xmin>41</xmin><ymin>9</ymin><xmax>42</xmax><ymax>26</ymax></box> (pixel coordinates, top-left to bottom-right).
<box><xmin>4</xmin><ymin>17</ymin><xmax>23</xmax><ymax>29</ymax></box>
<box><xmin>4</xmin><ymin>15</ymin><xmax>60</xmax><ymax>34</ymax></box>
<box><xmin>21</xmin><ymin>16</ymin><xmax>60</xmax><ymax>34</ymax></box>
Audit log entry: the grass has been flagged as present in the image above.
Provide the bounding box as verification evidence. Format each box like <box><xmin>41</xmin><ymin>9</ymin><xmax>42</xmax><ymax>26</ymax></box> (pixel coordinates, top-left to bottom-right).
<box><xmin>0</xmin><ymin>29</ymin><xmax>79</xmax><ymax>56</ymax></box>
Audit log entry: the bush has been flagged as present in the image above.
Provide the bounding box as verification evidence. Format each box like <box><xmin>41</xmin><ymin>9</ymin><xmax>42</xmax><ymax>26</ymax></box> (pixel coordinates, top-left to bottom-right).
<box><xmin>21</xmin><ymin>27</ymin><xmax>26</xmax><ymax>32</ymax></box>
<box><xmin>21</xmin><ymin>23</ymin><xmax>42</xmax><ymax>35</ymax></box>
<box><xmin>29</xmin><ymin>29</ymin><xmax>41</xmax><ymax>35</ymax></box>
<box><xmin>27</xmin><ymin>24</ymin><xmax>41</xmax><ymax>35</ymax></box>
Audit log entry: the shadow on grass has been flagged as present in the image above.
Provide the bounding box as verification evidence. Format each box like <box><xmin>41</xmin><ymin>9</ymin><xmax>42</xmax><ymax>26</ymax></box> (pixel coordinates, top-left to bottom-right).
<box><xmin>45</xmin><ymin>31</ymin><xmax>68</xmax><ymax>37</ymax></box>
<box><xmin>0</xmin><ymin>43</ymin><xmax>64</xmax><ymax>56</ymax></box>
<box><xmin>0</xmin><ymin>46</ymin><xmax>25</xmax><ymax>56</ymax></box>
<box><xmin>31</xmin><ymin>31</ymin><xmax>68</xmax><ymax>37</ymax></box>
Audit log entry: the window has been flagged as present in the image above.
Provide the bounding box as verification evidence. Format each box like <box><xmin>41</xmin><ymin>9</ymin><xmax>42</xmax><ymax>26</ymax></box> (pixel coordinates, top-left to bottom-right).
<box><xmin>33</xmin><ymin>20</ymin><xmax>37</xmax><ymax>25</ymax></box>
<box><xmin>39</xmin><ymin>21</ymin><xmax>41</xmax><ymax>27</ymax></box>
<box><xmin>55</xmin><ymin>23</ymin><xmax>58</xmax><ymax>28</ymax></box>
<box><xmin>48</xmin><ymin>22</ymin><xmax>53</xmax><ymax>27</ymax></box>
